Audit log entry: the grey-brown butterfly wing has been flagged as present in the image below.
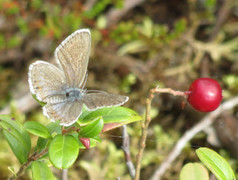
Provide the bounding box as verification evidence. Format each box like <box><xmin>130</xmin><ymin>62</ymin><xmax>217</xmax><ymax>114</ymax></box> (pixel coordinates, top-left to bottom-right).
<box><xmin>55</xmin><ymin>29</ymin><xmax>91</xmax><ymax>88</ymax></box>
<box><xmin>43</xmin><ymin>101</ymin><xmax>83</xmax><ymax>126</ymax></box>
<box><xmin>28</xmin><ymin>61</ymin><xmax>66</xmax><ymax>102</ymax></box>
<box><xmin>82</xmin><ymin>92</ymin><xmax>129</xmax><ymax>111</ymax></box>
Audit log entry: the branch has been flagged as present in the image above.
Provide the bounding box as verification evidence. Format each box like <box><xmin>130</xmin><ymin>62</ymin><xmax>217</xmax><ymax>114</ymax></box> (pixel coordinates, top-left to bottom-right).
<box><xmin>150</xmin><ymin>96</ymin><xmax>238</xmax><ymax>180</ymax></box>
<box><xmin>134</xmin><ymin>92</ymin><xmax>153</xmax><ymax>180</ymax></box>
<box><xmin>133</xmin><ymin>87</ymin><xmax>186</xmax><ymax>180</ymax></box>
<box><xmin>208</xmin><ymin>0</ymin><xmax>233</xmax><ymax>41</ymax></box>
<box><xmin>8</xmin><ymin>148</ymin><xmax>48</xmax><ymax>180</ymax></box>
<box><xmin>122</xmin><ymin>125</ymin><xmax>135</xmax><ymax>179</ymax></box>
<box><xmin>106</xmin><ymin>0</ymin><xmax>146</xmax><ymax>27</ymax></box>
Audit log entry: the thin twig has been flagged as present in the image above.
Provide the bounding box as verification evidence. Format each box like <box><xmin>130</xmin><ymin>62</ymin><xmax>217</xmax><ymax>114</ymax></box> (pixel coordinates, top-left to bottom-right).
<box><xmin>8</xmin><ymin>148</ymin><xmax>48</xmax><ymax>180</ymax></box>
<box><xmin>134</xmin><ymin>87</ymin><xmax>187</xmax><ymax>180</ymax></box>
<box><xmin>150</xmin><ymin>96</ymin><xmax>238</xmax><ymax>180</ymax></box>
<box><xmin>208</xmin><ymin>0</ymin><xmax>233</xmax><ymax>41</ymax></box>
<box><xmin>84</xmin><ymin>0</ymin><xmax>97</xmax><ymax>11</ymax></box>
<box><xmin>106</xmin><ymin>0</ymin><xmax>146</xmax><ymax>27</ymax></box>
<box><xmin>152</xmin><ymin>88</ymin><xmax>188</xmax><ymax>97</ymax></box>
<box><xmin>134</xmin><ymin>95</ymin><xmax>152</xmax><ymax>180</ymax></box>
<box><xmin>122</xmin><ymin>125</ymin><xmax>135</xmax><ymax>179</ymax></box>
<box><xmin>62</xmin><ymin>126</ymin><xmax>79</xmax><ymax>134</ymax></box>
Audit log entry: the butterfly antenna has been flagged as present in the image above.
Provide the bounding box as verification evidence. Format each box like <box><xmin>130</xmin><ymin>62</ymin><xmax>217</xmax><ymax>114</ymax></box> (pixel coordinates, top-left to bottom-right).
<box><xmin>86</xmin><ymin>89</ymin><xmax>108</xmax><ymax>93</ymax></box>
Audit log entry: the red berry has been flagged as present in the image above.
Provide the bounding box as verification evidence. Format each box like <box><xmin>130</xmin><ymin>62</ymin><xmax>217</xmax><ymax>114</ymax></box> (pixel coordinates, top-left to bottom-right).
<box><xmin>187</xmin><ymin>78</ymin><xmax>223</xmax><ymax>112</ymax></box>
<box><xmin>79</xmin><ymin>137</ymin><xmax>90</xmax><ymax>149</ymax></box>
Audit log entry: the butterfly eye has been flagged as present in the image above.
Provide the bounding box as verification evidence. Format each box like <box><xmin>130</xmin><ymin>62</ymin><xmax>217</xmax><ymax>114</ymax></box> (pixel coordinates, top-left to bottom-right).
<box><xmin>66</xmin><ymin>92</ymin><xmax>70</xmax><ymax>98</ymax></box>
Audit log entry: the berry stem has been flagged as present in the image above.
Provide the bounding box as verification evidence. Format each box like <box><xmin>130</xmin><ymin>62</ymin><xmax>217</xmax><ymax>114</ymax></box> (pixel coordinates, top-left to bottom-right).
<box><xmin>151</xmin><ymin>87</ymin><xmax>188</xmax><ymax>97</ymax></box>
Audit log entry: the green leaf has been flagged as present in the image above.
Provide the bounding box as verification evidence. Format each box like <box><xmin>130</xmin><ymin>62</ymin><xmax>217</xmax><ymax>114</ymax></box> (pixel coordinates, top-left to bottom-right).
<box><xmin>118</xmin><ymin>40</ymin><xmax>147</xmax><ymax>55</ymax></box>
<box><xmin>79</xmin><ymin>107</ymin><xmax>141</xmax><ymax>126</ymax></box>
<box><xmin>49</xmin><ymin>135</ymin><xmax>79</xmax><ymax>169</ymax></box>
<box><xmin>0</xmin><ymin>115</ymin><xmax>31</xmax><ymax>164</ymax></box>
<box><xmin>32</xmin><ymin>161</ymin><xmax>55</xmax><ymax>180</ymax></box>
<box><xmin>91</xmin><ymin>135</ymin><xmax>102</xmax><ymax>142</ymax></box>
<box><xmin>46</xmin><ymin>121</ymin><xmax>61</xmax><ymax>134</ymax></box>
<box><xmin>0</xmin><ymin>115</ymin><xmax>31</xmax><ymax>150</ymax></box>
<box><xmin>180</xmin><ymin>163</ymin><xmax>209</xmax><ymax>180</ymax></box>
<box><xmin>196</xmin><ymin>147</ymin><xmax>236</xmax><ymax>180</ymax></box>
<box><xmin>78</xmin><ymin>117</ymin><xmax>104</xmax><ymax>138</ymax></box>
<box><xmin>36</xmin><ymin>122</ymin><xmax>61</xmax><ymax>152</ymax></box>
<box><xmin>3</xmin><ymin>130</ymin><xmax>28</xmax><ymax>164</ymax></box>
<box><xmin>36</xmin><ymin>137</ymin><xmax>48</xmax><ymax>152</ymax></box>
<box><xmin>24</xmin><ymin>121</ymin><xmax>51</xmax><ymax>139</ymax></box>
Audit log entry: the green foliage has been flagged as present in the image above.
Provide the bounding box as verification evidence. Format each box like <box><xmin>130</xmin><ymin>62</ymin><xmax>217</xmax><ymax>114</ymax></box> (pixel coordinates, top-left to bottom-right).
<box><xmin>196</xmin><ymin>147</ymin><xmax>236</xmax><ymax>180</ymax></box>
<box><xmin>31</xmin><ymin>161</ymin><xmax>55</xmax><ymax>180</ymax></box>
<box><xmin>62</xmin><ymin>13</ymin><xmax>82</xmax><ymax>32</ymax></box>
<box><xmin>120</xmin><ymin>73</ymin><xmax>137</xmax><ymax>93</ymax></box>
<box><xmin>1</xmin><ymin>0</ymin><xmax>237</xmax><ymax>179</ymax></box>
<box><xmin>139</xmin><ymin>124</ymin><xmax>179</xmax><ymax>167</ymax></box>
<box><xmin>0</xmin><ymin>103</ymin><xmax>140</xmax><ymax>177</ymax></box>
<box><xmin>112</xmin><ymin>17</ymin><xmax>187</xmax><ymax>55</ymax></box>
<box><xmin>180</xmin><ymin>163</ymin><xmax>209</xmax><ymax>180</ymax></box>
<box><xmin>31</xmin><ymin>0</ymin><xmax>43</xmax><ymax>9</ymax></box>
<box><xmin>0</xmin><ymin>115</ymin><xmax>31</xmax><ymax>164</ymax></box>
<box><xmin>24</xmin><ymin>121</ymin><xmax>51</xmax><ymax>139</ymax></box>
<box><xmin>78</xmin><ymin>117</ymin><xmax>104</xmax><ymax>138</ymax></box>
<box><xmin>204</xmin><ymin>0</ymin><xmax>216</xmax><ymax>10</ymax></box>
<box><xmin>7</xmin><ymin>35</ymin><xmax>22</xmax><ymax>48</ymax></box>
<box><xmin>49</xmin><ymin>134</ymin><xmax>80</xmax><ymax>169</ymax></box>
<box><xmin>83</xmin><ymin>0</ymin><xmax>123</xmax><ymax>19</ymax></box>
<box><xmin>0</xmin><ymin>34</ymin><xmax>5</xmax><ymax>49</ymax></box>
<box><xmin>79</xmin><ymin>106</ymin><xmax>141</xmax><ymax>126</ymax></box>
<box><xmin>223</xmin><ymin>75</ymin><xmax>238</xmax><ymax>92</ymax></box>
<box><xmin>110</xmin><ymin>21</ymin><xmax>139</xmax><ymax>44</ymax></box>
<box><xmin>79</xmin><ymin>140</ymin><xmax>131</xmax><ymax>180</ymax></box>
<box><xmin>4</xmin><ymin>1</ymin><xmax>20</xmax><ymax>15</ymax></box>
<box><xmin>17</xmin><ymin>17</ymin><xmax>29</xmax><ymax>34</ymax></box>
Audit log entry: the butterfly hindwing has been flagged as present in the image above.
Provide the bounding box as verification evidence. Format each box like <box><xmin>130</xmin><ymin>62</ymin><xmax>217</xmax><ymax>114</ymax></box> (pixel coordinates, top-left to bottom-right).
<box><xmin>82</xmin><ymin>92</ymin><xmax>129</xmax><ymax>110</ymax></box>
<box><xmin>43</xmin><ymin>101</ymin><xmax>83</xmax><ymax>126</ymax></box>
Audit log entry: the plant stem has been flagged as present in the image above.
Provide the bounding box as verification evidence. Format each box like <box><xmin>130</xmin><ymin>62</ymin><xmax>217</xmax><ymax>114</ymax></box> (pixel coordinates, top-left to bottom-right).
<box><xmin>134</xmin><ymin>90</ymin><xmax>154</xmax><ymax>180</ymax></box>
<box><xmin>8</xmin><ymin>148</ymin><xmax>48</xmax><ymax>180</ymax></box>
<box><xmin>8</xmin><ymin>126</ymin><xmax>79</xmax><ymax>179</ymax></box>
<box><xmin>122</xmin><ymin>125</ymin><xmax>135</xmax><ymax>178</ymax></box>
<box><xmin>134</xmin><ymin>87</ymin><xmax>187</xmax><ymax>180</ymax></box>
<box><xmin>62</xmin><ymin>126</ymin><xmax>79</xmax><ymax>134</ymax></box>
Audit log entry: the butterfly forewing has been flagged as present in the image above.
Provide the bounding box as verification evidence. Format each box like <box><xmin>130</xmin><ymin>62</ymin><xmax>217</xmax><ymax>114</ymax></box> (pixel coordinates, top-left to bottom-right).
<box><xmin>28</xmin><ymin>61</ymin><xmax>66</xmax><ymax>102</ymax></box>
<box><xmin>82</xmin><ymin>92</ymin><xmax>129</xmax><ymax>110</ymax></box>
<box><xmin>55</xmin><ymin>29</ymin><xmax>91</xmax><ymax>87</ymax></box>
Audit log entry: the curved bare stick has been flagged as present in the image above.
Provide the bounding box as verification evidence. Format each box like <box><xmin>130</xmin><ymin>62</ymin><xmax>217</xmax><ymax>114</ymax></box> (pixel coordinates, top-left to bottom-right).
<box><xmin>150</xmin><ymin>96</ymin><xmax>238</xmax><ymax>180</ymax></box>
<box><xmin>122</xmin><ymin>125</ymin><xmax>135</xmax><ymax>178</ymax></box>
<box><xmin>0</xmin><ymin>93</ymin><xmax>38</xmax><ymax>114</ymax></box>
<box><xmin>106</xmin><ymin>0</ymin><xmax>146</xmax><ymax>27</ymax></box>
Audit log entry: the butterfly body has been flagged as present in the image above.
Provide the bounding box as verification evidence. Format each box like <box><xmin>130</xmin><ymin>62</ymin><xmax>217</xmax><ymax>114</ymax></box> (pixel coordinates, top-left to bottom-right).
<box><xmin>65</xmin><ymin>88</ymin><xmax>85</xmax><ymax>102</ymax></box>
<box><xmin>28</xmin><ymin>29</ymin><xmax>128</xmax><ymax>126</ymax></box>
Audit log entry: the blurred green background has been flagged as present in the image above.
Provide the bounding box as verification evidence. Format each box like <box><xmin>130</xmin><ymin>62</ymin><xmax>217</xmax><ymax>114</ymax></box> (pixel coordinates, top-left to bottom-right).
<box><xmin>0</xmin><ymin>0</ymin><xmax>238</xmax><ymax>179</ymax></box>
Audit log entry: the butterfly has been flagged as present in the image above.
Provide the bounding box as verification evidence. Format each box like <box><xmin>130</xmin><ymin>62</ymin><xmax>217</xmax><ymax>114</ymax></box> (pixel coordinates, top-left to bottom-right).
<box><xmin>28</xmin><ymin>29</ymin><xmax>129</xmax><ymax>126</ymax></box>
